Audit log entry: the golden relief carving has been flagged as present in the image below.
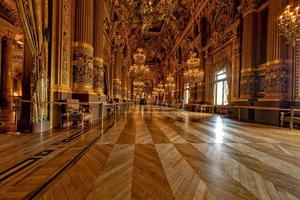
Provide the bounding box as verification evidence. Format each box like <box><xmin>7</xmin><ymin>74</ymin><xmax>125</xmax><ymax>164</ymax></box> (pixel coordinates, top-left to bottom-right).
<box><xmin>61</xmin><ymin>0</ymin><xmax>71</xmax><ymax>86</ymax></box>
<box><xmin>265</xmin><ymin>65</ymin><xmax>289</xmax><ymax>93</ymax></box>
<box><xmin>93</xmin><ymin>57</ymin><xmax>104</xmax><ymax>95</ymax></box>
<box><xmin>72</xmin><ymin>42</ymin><xmax>94</xmax><ymax>92</ymax></box>
<box><xmin>73</xmin><ymin>52</ymin><xmax>94</xmax><ymax>90</ymax></box>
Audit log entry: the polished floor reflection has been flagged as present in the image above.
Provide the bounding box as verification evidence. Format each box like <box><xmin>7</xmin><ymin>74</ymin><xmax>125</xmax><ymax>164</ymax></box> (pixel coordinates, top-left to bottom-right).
<box><xmin>1</xmin><ymin>106</ymin><xmax>300</xmax><ymax>199</ymax></box>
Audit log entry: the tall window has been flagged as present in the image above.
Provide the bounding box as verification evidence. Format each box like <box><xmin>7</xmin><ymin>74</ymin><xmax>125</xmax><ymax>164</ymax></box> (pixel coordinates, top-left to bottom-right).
<box><xmin>214</xmin><ymin>69</ymin><xmax>228</xmax><ymax>105</ymax></box>
<box><xmin>184</xmin><ymin>82</ymin><xmax>190</xmax><ymax>105</ymax></box>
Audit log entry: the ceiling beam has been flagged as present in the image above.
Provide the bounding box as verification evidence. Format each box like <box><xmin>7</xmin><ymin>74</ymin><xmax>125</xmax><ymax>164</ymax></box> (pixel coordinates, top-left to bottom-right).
<box><xmin>164</xmin><ymin>0</ymin><xmax>209</xmax><ymax>63</ymax></box>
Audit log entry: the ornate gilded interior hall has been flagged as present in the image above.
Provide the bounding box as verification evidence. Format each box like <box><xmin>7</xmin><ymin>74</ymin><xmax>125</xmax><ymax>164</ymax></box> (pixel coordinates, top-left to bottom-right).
<box><xmin>1</xmin><ymin>0</ymin><xmax>300</xmax><ymax>199</ymax></box>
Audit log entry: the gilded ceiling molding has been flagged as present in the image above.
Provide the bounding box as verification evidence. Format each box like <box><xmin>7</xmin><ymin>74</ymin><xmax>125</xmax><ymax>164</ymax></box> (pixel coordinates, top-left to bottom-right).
<box><xmin>238</xmin><ymin>0</ymin><xmax>257</xmax><ymax>16</ymax></box>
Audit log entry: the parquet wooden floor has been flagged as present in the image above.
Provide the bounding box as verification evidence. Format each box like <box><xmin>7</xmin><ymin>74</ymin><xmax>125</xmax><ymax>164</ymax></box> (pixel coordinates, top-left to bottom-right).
<box><xmin>3</xmin><ymin>105</ymin><xmax>300</xmax><ymax>200</ymax></box>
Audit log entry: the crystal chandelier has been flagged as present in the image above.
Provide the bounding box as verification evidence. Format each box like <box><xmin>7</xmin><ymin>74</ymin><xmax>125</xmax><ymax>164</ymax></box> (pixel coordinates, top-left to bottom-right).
<box><xmin>165</xmin><ymin>74</ymin><xmax>176</xmax><ymax>92</ymax></box>
<box><xmin>278</xmin><ymin>5</ymin><xmax>300</xmax><ymax>46</ymax></box>
<box><xmin>133</xmin><ymin>80</ymin><xmax>144</xmax><ymax>98</ymax></box>
<box><xmin>152</xmin><ymin>87</ymin><xmax>158</xmax><ymax>96</ymax></box>
<box><xmin>129</xmin><ymin>64</ymin><xmax>150</xmax><ymax>79</ymax></box>
<box><xmin>184</xmin><ymin>52</ymin><xmax>204</xmax><ymax>84</ymax></box>
<box><xmin>129</xmin><ymin>48</ymin><xmax>150</xmax><ymax>80</ymax></box>
<box><xmin>183</xmin><ymin>0</ymin><xmax>204</xmax><ymax>85</ymax></box>
<box><xmin>157</xmin><ymin>82</ymin><xmax>165</xmax><ymax>94</ymax></box>
<box><xmin>133</xmin><ymin>80</ymin><xmax>145</xmax><ymax>88</ymax></box>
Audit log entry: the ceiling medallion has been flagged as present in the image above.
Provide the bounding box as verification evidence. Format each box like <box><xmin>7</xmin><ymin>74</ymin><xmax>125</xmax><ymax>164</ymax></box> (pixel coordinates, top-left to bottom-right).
<box><xmin>278</xmin><ymin>5</ymin><xmax>300</xmax><ymax>47</ymax></box>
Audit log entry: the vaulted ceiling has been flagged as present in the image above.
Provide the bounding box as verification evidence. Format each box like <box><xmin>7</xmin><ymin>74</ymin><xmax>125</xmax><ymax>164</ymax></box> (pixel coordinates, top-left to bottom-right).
<box><xmin>112</xmin><ymin>0</ymin><xmax>195</xmax><ymax>80</ymax></box>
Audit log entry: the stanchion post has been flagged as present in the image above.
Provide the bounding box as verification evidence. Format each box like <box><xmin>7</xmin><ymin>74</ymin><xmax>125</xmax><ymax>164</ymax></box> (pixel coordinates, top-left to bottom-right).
<box><xmin>290</xmin><ymin>109</ymin><xmax>294</xmax><ymax>132</ymax></box>
<box><xmin>114</xmin><ymin>104</ymin><xmax>117</xmax><ymax>124</ymax></box>
<box><xmin>101</xmin><ymin>103</ymin><xmax>104</xmax><ymax>134</ymax></box>
<box><xmin>14</xmin><ymin>98</ymin><xmax>20</xmax><ymax>133</ymax></box>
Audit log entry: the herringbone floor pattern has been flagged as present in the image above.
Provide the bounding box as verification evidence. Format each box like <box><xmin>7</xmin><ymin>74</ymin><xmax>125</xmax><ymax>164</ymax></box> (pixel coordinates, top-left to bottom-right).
<box><xmin>6</xmin><ymin>106</ymin><xmax>300</xmax><ymax>200</ymax></box>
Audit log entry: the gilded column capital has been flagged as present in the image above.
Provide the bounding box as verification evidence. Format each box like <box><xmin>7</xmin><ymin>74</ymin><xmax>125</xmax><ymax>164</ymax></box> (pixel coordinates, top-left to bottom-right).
<box><xmin>238</xmin><ymin>0</ymin><xmax>257</xmax><ymax>16</ymax></box>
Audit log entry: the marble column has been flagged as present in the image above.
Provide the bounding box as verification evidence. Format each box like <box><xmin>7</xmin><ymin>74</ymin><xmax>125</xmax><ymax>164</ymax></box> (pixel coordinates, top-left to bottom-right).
<box><xmin>264</xmin><ymin>0</ymin><xmax>288</xmax><ymax>100</ymax></box>
<box><xmin>239</xmin><ymin>0</ymin><xmax>257</xmax><ymax>99</ymax></box>
<box><xmin>73</xmin><ymin>0</ymin><xmax>94</xmax><ymax>93</ymax></box>
<box><xmin>1</xmin><ymin>37</ymin><xmax>14</xmax><ymax>105</ymax></box>
<box><xmin>93</xmin><ymin>0</ymin><xmax>104</xmax><ymax>95</ymax></box>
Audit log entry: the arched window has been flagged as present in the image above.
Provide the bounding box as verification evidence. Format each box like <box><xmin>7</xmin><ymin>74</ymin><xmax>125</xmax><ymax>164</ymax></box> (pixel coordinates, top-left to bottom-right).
<box><xmin>214</xmin><ymin>69</ymin><xmax>228</xmax><ymax>105</ymax></box>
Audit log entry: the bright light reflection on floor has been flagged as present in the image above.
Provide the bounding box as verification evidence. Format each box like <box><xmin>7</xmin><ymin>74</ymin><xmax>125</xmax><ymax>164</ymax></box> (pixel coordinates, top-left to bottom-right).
<box><xmin>215</xmin><ymin>116</ymin><xmax>225</xmax><ymax>143</ymax></box>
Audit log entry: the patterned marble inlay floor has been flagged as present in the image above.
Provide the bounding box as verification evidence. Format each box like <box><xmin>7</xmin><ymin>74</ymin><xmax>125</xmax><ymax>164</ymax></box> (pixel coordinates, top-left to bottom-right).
<box><xmin>36</xmin><ymin>106</ymin><xmax>300</xmax><ymax>200</ymax></box>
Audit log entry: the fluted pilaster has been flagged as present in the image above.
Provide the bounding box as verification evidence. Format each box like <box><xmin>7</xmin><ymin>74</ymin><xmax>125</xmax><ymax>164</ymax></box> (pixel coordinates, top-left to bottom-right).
<box><xmin>239</xmin><ymin>0</ymin><xmax>257</xmax><ymax>99</ymax></box>
<box><xmin>264</xmin><ymin>0</ymin><xmax>288</xmax><ymax>99</ymax></box>
<box><xmin>73</xmin><ymin>0</ymin><xmax>94</xmax><ymax>92</ymax></box>
<box><xmin>93</xmin><ymin>0</ymin><xmax>105</xmax><ymax>95</ymax></box>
